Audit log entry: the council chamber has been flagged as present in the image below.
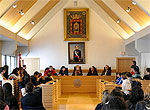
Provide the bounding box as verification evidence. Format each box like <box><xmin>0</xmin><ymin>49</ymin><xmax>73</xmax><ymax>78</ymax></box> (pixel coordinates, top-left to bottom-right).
<box><xmin>0</xmin><ymin>0</ymin><xmax>150</xmax><ymax>110</ymax></box>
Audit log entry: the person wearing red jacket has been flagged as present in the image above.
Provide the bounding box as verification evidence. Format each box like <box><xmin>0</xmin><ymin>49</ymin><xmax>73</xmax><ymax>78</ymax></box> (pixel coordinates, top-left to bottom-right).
<box><xmin>44</xmin><ymin>66</ymin><xmax>57</xmax><ymax>76</ymax></box>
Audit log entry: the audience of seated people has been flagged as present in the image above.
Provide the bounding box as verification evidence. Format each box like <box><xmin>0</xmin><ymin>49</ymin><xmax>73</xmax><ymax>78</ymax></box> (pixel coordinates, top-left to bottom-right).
<box><xmin>143</xmin><ymin>68</ymin><xmax>150</xmax><ymax>80</ymax></box>
<box><xmin>0</xmin><ymin>63</ymin><xmax>149</xmax><ymax>110</ymax></box>
<box><xmin>101</xmin><ymin>65</ymin><xmax>111</xmax><ymax>76</ymax></box>
<box><xmin>0</xmin><ymin>87</ymin><xmax>9</xmax><ymax>110</ymax></box>
<box><xmin>96</xmin><ymin>68</ymin><xmax>150</xmax><ymax>110</ymax></box>
<box><xmin>59</xmin><ymin>66</ymin><xmax>68</xmax><ymax>76</ymax></box>
<box><xmin>72</xmin><ymin>65</ymin><xmax>83</xmax><ymax>76</ymax></box>
<box><xmin>44</xmin><ymin>66</ymin><xmax>57</xmax><ymax>76</ymax></box>
<box><xmin>21</xmin><ymin>82</ymin><xmax>45</xmax><ymax>110</ymax></box>
<box><xmin>3</xmin><ymin>83</ymin><xmax>19</xmax><ymax>110</ymax></box>
<box><xmin>87</xmin><ymin>66</ymin><xmax>98</xmax><ymax>76</ymax></box>
<box><xmin>95</xmin><ymin>84</ymin><xmax>148</xmax><ymax>110</ymax></box>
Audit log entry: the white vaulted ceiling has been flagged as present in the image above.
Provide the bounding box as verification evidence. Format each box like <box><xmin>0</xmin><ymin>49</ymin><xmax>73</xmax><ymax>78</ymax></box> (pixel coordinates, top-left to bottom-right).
<box><xmin>0</xmin><ymin>0</ymin><xmax>150</xmax><ymax>40</ymax></box>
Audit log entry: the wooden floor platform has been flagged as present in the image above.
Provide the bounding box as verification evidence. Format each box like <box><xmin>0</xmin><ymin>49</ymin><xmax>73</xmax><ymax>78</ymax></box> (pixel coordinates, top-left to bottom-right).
<box><xmin>54</xmin><ymin>93</ymin><xmax>99</xmax><ymax>110</ymax></box>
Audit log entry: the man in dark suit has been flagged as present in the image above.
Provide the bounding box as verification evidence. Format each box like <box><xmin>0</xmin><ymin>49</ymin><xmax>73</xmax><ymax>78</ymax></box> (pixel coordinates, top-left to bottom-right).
<box><xmin>74</xmin><ymin>45</ymin><xmax>81</xmax><ymax>62</ymax></box>
<box><xmin>101</xmin><ymin>65</ymin><xmax>111</xmax><ymax>76</ymax></box>
<box><xmin>21</xmin><ymin>82</ymin><xmax>45</xmax><ymax>110</ymax></box>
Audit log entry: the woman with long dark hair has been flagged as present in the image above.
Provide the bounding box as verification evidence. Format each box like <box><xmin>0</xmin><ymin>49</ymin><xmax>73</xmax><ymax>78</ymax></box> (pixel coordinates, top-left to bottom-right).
<box><xmin>3</xmin><ymin>83</ymin><xmax>19</xmax><ymax>110</ymax></box>
<box><xmin>87</xmin><ymin>66</ymin><xmax>98</xmax><ymax>76</ymax></box>
<box><xmin>127</xmin><ymin>86</ymin><xmax>144</xmax><ymax>110</ymax></box>
<box><xmin>0</xmin><ymin>87</ymin><xmax>9</xmax><ymax>110</ymax></box>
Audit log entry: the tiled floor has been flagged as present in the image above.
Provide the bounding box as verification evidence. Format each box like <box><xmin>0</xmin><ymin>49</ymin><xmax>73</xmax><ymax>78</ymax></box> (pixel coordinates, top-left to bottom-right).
<box><xmin>54</xmin><ymin>93</ymin><xmax>100</xmax><ymax>110</ymax></box>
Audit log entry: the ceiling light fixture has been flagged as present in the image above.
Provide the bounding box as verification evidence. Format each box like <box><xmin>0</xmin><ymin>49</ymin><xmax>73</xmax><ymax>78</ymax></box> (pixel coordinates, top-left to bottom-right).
<box><xmin>132</xmin><ymin>1</ymin><xmax>136</xmax><ymax>5</ymax></box>
<box><xmin>117</xmin><ymin>19</ymin><xmax>121</xmax><ymax>24</ymax></box>
<box><xmin>74</xmin><ymin>0</ymin><xmax>78</xmax><ymax>7</ymax></box>
<box><xmin>13</xmin><ymin>4</ymin><xmax>17</xmax><ymax>8</ymax></box>
<box><xmin>30</xmin><ymin>20</ymin><xmax>35</xmax><ymax>25</ymax></box>
<box><xmin>126</xmin><ymin>7</ymin><xmax>131</xmax><ymax>13</ymax></box>
<box><xmin>19</xmin><ymin>9</ymin><xmax>24</xmax><ymax>15</ymax></box>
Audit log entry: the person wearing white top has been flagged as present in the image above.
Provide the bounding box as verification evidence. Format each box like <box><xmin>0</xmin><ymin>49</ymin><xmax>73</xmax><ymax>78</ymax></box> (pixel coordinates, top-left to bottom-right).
<box><xmin>122</xmin><ymin>78</ymin><xmax>131</xmax><ymax>95</ymax></box>
<box><xmin>0</xmin><ymin>73</ymin><xmax>3</xmax><ymax>81</ymax></box>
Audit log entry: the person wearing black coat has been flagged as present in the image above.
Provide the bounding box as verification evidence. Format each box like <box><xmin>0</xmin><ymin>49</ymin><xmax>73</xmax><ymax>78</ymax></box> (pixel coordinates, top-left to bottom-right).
<box><xmin>59</xmin><ymin>66</ymin><xmax>68</xmax><ymax>76</ymax></box>
<box><xmin>87</xmin><ymin>66</ymin><xmax>98</xmax><ymax>76</ymax></box>
<box><xmin>127</xmin><ymin>86</ymin><xmax>144</xmax><ymax>110</ymax></box>
<box><xmin>3</xmin><ymin>83</ymin><xmax>19</xmax><ymax>110</ymax></box>
<box><xmin>101</xmin><ymin>65</ymin><xmax>111</xmax><ymax>76</ymax></box>
<box><xmin>31</xmin><ymin>71</ymin><xmax>41</xmax><ymax>86</ymax></box>
<box><xmin>143</xmin><ymin>68</ymin><xmax>150</xmax><ymax>80</ymax></box>
<box><xmin>21</xmin><ymin>82</ymin><xmax>45</xmax><ymax>110</ymax></box>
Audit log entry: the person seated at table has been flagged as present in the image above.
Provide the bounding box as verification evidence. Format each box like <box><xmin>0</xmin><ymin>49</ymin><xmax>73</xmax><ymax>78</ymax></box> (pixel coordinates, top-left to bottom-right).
<box><xmin>38</xmin><ymin>73</ymin><xmax>46</xmax><ymax>84</ymax></box>
<box><xmin>122</xmin><ymin>73</ymin><xmax>131</xmax><ymax>100</ymax></box>
<box><xmin>87</xmin><ymin>66</ymin><xmax>98</xmax><ymax>76</ymax></box>
<box><xmin>31</xmin><ymin>71</ymin><xmax>41</xmax><ymax>86</ymax></box>
<box><xmin>44</xmin><ymin>66</ymin><xmax>57</xmax><ymax>76</ymax></box>
<box><xmin>116</xmin><ymin>72</ymin><xmax>123</xmax><ymax>85</ymax></box>
<box><xmin>143</xmin><ymin>68</ymin><xmax>150</xmax><ymax>80</ymax></box>
<box><xmin>21</xmin><ymin>82</ymin><xmax>45</xmax><ymax>110</ymax></box>
<box><xmin>45</xmin><ymin>72</ymin><xmax>54</xmax><ymax>82</ymax></box>
<box><xmin>3</xmin><ymin>83</ymin><xmax>19</xmax><ymax>110</ymax></box>
<box><xmin>72</xmin><ymin>65</ymin><xmax>83</xmax><ymax>76</ymax></box>
<box><xmin>101</xmin><ymin>65</ymin><xmax>111</xmax><ymax>76</ymax></box>
<box><xmin>59</xmin><ymin>66</ymin><xmax>68</xmax><ymax>76</ymax></box>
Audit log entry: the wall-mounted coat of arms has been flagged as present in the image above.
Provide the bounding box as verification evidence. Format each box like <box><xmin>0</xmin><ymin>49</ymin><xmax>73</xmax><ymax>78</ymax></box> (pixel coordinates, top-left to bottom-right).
<box><xmin>64</xmin><ymin>8</ymin><xmax>89</xmax><ymax>41</ymax></box>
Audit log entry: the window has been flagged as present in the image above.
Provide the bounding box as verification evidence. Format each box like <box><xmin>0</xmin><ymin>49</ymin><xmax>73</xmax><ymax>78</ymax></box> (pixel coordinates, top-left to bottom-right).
<box><xmin>2</xmin><ymin>55</ymin><xmax>16</xmax><ymax>74</ymax></box>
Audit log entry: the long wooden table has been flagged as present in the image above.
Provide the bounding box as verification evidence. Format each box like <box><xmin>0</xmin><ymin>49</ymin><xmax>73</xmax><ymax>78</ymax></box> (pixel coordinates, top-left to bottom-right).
<box><xmin>53</xmin><ymin>76</ymin><xmax>115</xmax><ymax>93</ymax></box>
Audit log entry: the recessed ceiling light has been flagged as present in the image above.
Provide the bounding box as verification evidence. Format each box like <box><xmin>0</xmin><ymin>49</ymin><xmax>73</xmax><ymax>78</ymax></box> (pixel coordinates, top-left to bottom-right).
<box><xmin>132</xmin><ymin>1</ymin><xmax>136</xmax><ymax>5</ymax></box>
<box><xmin>117</xmin><ymin>19</ymin><xmax>121</xmax><ymax>24</ymax></box>
<box><xmin>13</xmin><ymin>4</ymin><xmax>17</xmax><ymax>8</ymax></box>
<box><xmin>74</xmin><ymin>0</ymin><xmax>78</xmax><ymax>6</ymax></box>
<box><xmin>30</xmin><ymin>20</ymin><xmax>35</xmax><ymax>25</ymax></box>
<box><xmin>19</xmin><ymin>10</ymin><xmax>24</xmax><ymax>15</ymax></box>
<box><xmin>126</xmin><ymin>7</ymin><xmax>131</xmax><ymax>13</ymax></box>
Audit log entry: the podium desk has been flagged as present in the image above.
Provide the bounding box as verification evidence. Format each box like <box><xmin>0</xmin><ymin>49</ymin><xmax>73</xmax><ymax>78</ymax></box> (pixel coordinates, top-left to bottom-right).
<box><xmin>53</xmin><ymin>76</ymin><xmax>115</xmax><ymax>93</ymax></box>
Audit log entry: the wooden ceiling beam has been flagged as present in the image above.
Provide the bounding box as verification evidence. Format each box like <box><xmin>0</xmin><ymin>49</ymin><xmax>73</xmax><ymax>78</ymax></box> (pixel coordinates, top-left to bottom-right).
<box><xmin>94</xmin><ymin>0</ymin><xmax>134</xmax><ymax>36</ymax></box>
<box><xmin>115</xmin><ymin>0</ymin><xmax>150</xmax><ymax>28</ymax></box>
<box><xmin>0</xmin><ymin>0</ymin><xmax>37</xmax><ymax>29</ymax></box>
<box><xmin>18</xmin><ymin>0</ymin><xmax>60</xmax><ymax>37</ymax></box>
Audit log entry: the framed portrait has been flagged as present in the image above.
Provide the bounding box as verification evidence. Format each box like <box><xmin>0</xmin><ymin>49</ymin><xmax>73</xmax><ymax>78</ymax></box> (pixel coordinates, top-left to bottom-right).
<box><xmin>68</xmin><ymin>42</ymin><xmax>85</xmax><ymax>64</ymax></box>
<box><xmin>64</xmin><ymin>8</ymin><xmax>89</xmax><ymax>41</ymax></box>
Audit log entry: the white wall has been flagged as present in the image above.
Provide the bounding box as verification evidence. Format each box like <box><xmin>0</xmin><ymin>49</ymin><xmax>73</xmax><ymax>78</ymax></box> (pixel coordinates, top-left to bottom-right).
<box><xmin>26</xmin><ymin>0</ymin><xmax>125</xmax><ymax>70</ymax></box>
<box><xmin>141</xmin><ymin>53</ymin><xmax>150</xmax><ymax>77</ymax></box>
<box><xmin>135</xmin><ymin>34</ymin><xmax>150</xmax><ymax>53</ymax></box>
<box><xmin>23</xmin><ymin>58</ymin><xmax>40</xmax><ymax>75</ymax></box>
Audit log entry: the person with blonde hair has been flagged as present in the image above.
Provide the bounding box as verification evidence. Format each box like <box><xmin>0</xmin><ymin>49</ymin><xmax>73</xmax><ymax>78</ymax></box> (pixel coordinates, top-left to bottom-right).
<box><xmin>72</xmin><ymin>65</ymin><xmax>83</xmax><ymax>76</ymax></box>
